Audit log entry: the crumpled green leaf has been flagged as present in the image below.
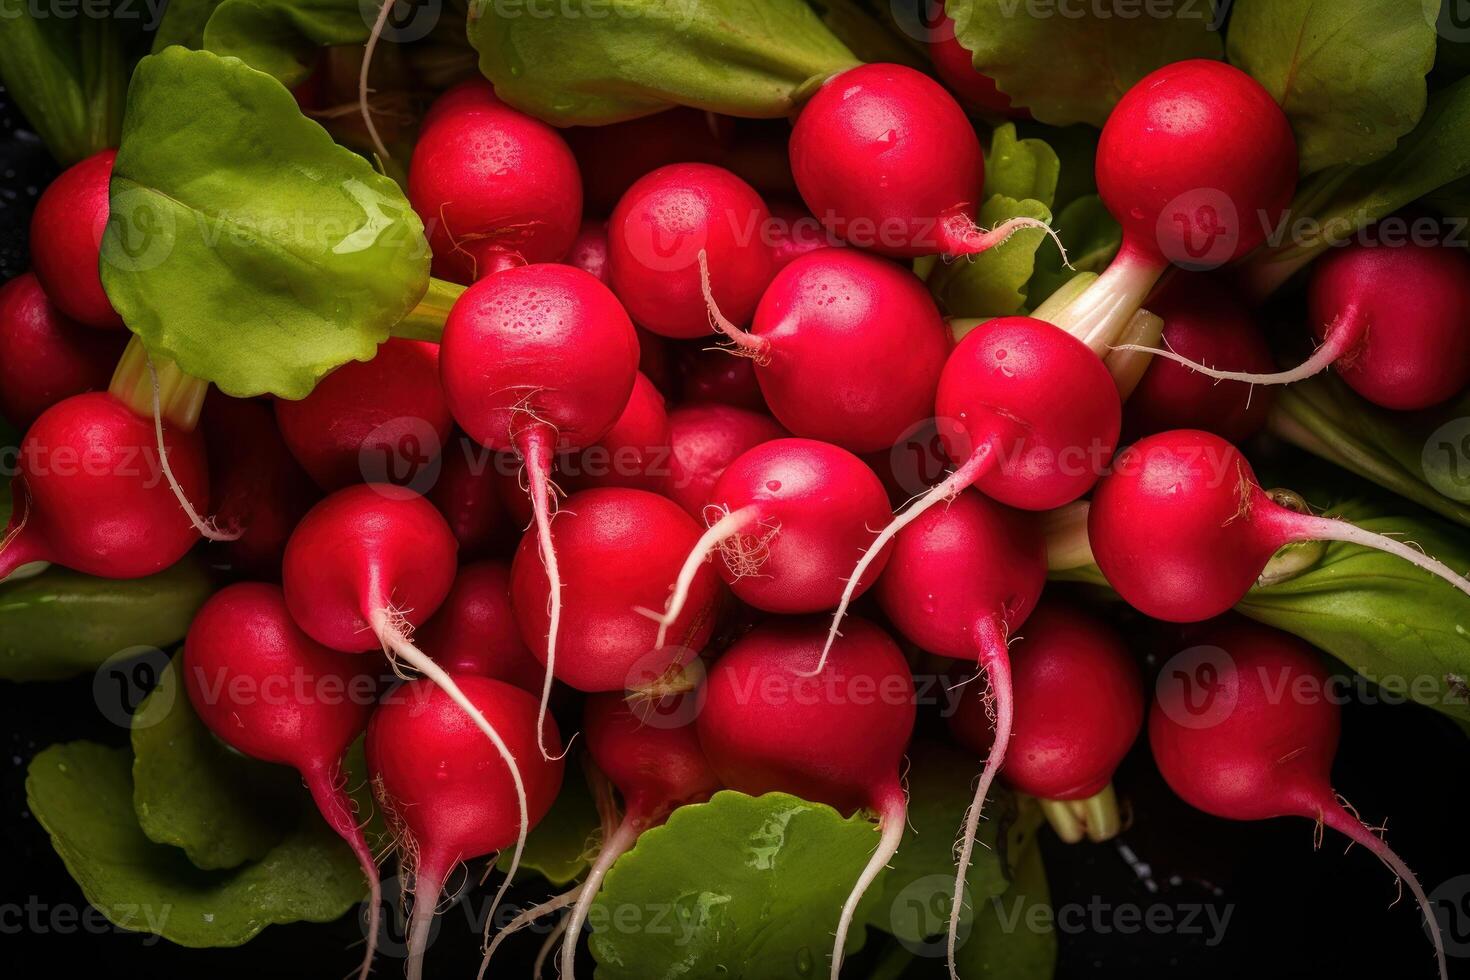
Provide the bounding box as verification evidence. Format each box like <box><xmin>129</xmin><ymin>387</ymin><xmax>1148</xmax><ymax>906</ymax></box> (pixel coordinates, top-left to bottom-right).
<box><xmin>203</xmin><ymin>0</ymin><xmax>372</xmax><ymax>88</ymax></box>
<box><xmin>927</xmin><ymin>196</ymin><xmax>1054</xmax><ymax>320</ymax></box>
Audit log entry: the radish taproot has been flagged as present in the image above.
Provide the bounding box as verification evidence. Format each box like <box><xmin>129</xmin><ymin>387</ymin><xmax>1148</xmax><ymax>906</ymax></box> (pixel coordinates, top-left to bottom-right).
<box><xmin>418</xmin><ymin>560</ymin><xmax>540</xmax><ymax>691</ymax></box>
<box><xmin>665</xmin><ymin>403</ymin><xmax>787</xmax><ymax>518</ymax></box>
<box><xmin>696</xmin><ymin>616</ymin><xmax>915</xmax><ymax>980</ymax></box>
<box><xmin>29</xmin><ymin>148</ymin><xmax>122</xmax><ymax>329</ymax></box>
<box><xmin>183</xmin><ymin>582</ymin><xmax>382</xmax><ymax>980</ymax></box>
<box><xmin>0</xmin><ymin>272</ymin><xmax>124</xmax><ymax>428</ymax></box>
<box><xmin>1151</xmin><ymin>619</ymin><xmax>1446</xmax><ymax>979</ymax></box>
<box><xmin>1089</xmin><ymin>429</ymin><xmax>1470</xmax><ymax>622</ymax></box>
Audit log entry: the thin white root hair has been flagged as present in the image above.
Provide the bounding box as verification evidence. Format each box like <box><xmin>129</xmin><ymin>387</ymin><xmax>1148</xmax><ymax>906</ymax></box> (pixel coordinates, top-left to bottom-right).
<box><xmin>653</xmin><ymin>504</ymin><xmax>760</xmax><ymax>649</ymax></box>
<box><xmin>478</xmin><ymin>885</ymin><xmax>584</xmax><ymax>980</ymax></box>
<box><xmin>147</xmin><ymin>359</ymin><xmax>240</xmax><ymax>542</ymax></box>
<box><xmin>559</xmin><ymin>818</ymin><xmax>642</xmax><ymax>980</ymax></box>
<box><xmin>698</xmin><ymin>249</ymin><xmax>770</xmax><ymax>364</ymax></box>
<box><xmin>831</xmin><ymin>792</ymin><xmax>907</xmax><ymax>980</ymax></box>
<box><xmin>360</xmin><ymin>0</ymin><xmax>396</xmax><ymax>164</ymax></box>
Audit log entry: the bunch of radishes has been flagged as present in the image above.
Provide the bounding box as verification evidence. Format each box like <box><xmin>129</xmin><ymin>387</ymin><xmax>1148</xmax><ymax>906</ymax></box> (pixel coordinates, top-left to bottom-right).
<box><xmin>3</xmin><ymin>38</ymin><xmax>1461</xmax><ymax>980</ymax></box>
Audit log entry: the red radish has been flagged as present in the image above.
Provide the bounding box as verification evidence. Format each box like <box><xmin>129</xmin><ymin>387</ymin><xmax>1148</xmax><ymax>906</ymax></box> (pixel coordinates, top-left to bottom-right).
<box><xmin>665</xmin><ymin>403</ymin><xmax>787</xmax><ymax>518</ymax></box>
<box><xmin>418</xmin><ymin>560</ymin><xmax>541</xmax><ymax>691</ymax></box>
<box><xmin>203</xmin><ymin>394</ymin><xmax>318</xmax><ymax>577</ymax></box>
<box><xmin>1122</xmin><ymin>274</ymin><xmax>1276</xmax><ymax>444</ymax></box>
<box><xmin>1120</xmin><ymin>239</ymin><xmax>1470</xmax><ymax>412</ymax></box>
<box><xmin>418</xmin><ymin>76</ymin><xmax>502</xmax><ymax>134</ymax></box>
<box><xmin>1050</xmin><ymin>60</ymin><xmax>1295</xmax><ymax>350</ymax></box>
<box><xmin>1150</xmin><ymin>620</ymin><xmax>1446</xmax><ymax>979</ymax></box>
<box><xmin>561</xmin><ymin>372</ymin><xmax>670</xmax><ymax>494</ymax></box>
<box><xmin>820</xmin><ymin>315</ymin><xmax>1120</xmax><ymax>667</ymax></box>
<box><xmin>676</xmin><ymin>342</ymin><xmax>766</xmax><ymax>410</ymax></box>
<box><xmin>789</xmin><ymin>63</ymin><xmax>1053</xmax><ymax>259</ymax></box>
<box><xmin>700</xmin><ymin>247</ymin><xmax>951</xmax><ymax>452</ymax></box>
<box><xmin>275</xmin><ymin>338</ymin><xmax>451</xmax><ymax>491</ymax></box>
<box><xmin>281</xmin><ymin>484</ymin><xmax>537</xmax><ymax>924</ymax></box>
<box><xmin>696</xmin><ymin>616</ymin><xmax>915</xmax><ymax>980</ymax></box>
<box><xmin>427</xmin><ymin>432</ymin><xmax>509</xmax><ymax>558</ymax></box>
<box><xmin>607</xmin><ymin>163</ymin><xmax>775</xmax><ymax>339</ymax></box>
<box><xmin>408</xmin><ymin>81</ymin><xmax>582</xmax><ymax>282</ymax></box>
<box><xmin>0</xmin><ymin>272</ymin><xmax>124</xmax><ymax>428</ymax></box>
<box><xmin>441</xmin><ymin>263</ymin><xmax>640</xmax><ymax>752</ymax></box>
<box><xmin>368</xmin><ymin>675</ymin><xmax>564</xmax><ymax>980</ymax></box>
<box><xmin>926</xmin><ymin>18</ymin><xmax>1026</xmax><ymax>117</ymax></box>
<box><xmin>565</xmin><ymin>108</ymin><xmax>727</xmax><ymax>216</ymax></box>
<box><xmin>636</xmin><ymin>327</ymin><xmax>676</xmax><ymax>396</ymax></box>
<box><xmin>566</xmin><ymin>220</ymin><xmax>609</xmax><ymax>282</ymax></box>
<box><xmin>511</xmin><ymin>488</ymin><xmax>721</xmax><ymax>692</ymax></box>
<box><xmin>948</xmin><ymin>601</ymin><xmax>1142</xmax><ymax>843</ymax></box>
<box><xmin>29</xmin><ymin>149</ymin><xmax>123</xmax><ymax>329</ymax></box>
<box><xmin>0</xmin><ymin>391</ymin><xmax>208</xmax><ymax>580</ymax></box>
<box><xmin>872</xmin><ymin>488</ymin><xmax>1045</xmax><ymax>974</ymax></box>
<box><xmin>1089</xmin><ymin>429</ymin><xmax>1470</xmax><ymax>622</ymax></box>
<box><xmin>765</xmin><ymin>199</ymin><xmax>838</xmax><ymax>271</ymax></box>
<box><xmin>183</xmin><ymin>582</ymin><xmax>382</xmax><ymax>980</ymax></box>
<box><xmin>653</xmin><ymin>437</ymin><xmax>891</xmax><ymax>642</ymax></box>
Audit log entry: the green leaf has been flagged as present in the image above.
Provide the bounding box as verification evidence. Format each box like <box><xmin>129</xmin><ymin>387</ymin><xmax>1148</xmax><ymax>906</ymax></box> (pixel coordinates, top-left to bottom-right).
<box><xmin>958</xmin><ymin>839</ymin><xmax>1056</xmax><ymax>980</ymax></box>
<box><xmin>467</xmin><ymin>0</ymin><xmax>858</xmax><ymax>126</ymax></box>
<box><xmin>1019</xmin><ymin>122</ymin><xmax>1099</xmax><ymax>210</ymax></box>
<box><xmin>152</xmin><ymin>0</ymin><xmax>227</xmax><ymax>51</ymax></box>
<box><xmin>497</xmin><ymin>757</ymin><xmax>600</xmax><ymax>886</ymax></box>
<box><xmin>1226</xmin><ymin>0</ymin><xmax>1437</xmax><ymax>175</ymax></box>
<box><xmin>26</xmin><ymin>742</ymin><xmax>370</xmax><ymax>947</ymax></box>
<box><xmin>0</xmin><ymin>558</ymin><xmax>213</xmax><ymax>682</ymax></box>
<box><xmin>926</xmin><ymin>196</ymin><xmax>1053</xmax><ymax>319</ymax></box>
<box><xmin>946</xmin><ymin>0</ymin><xmax>1224</xmax><ymax>127</ymax></box>
<box><xmin>1027</xmin><ymin>195</ymin><xmax>1120</xmax><ymax>308</ymax></box>
<box><xmin>131</xmin><ymin>655</ymin><xmax>304</xmax><ymax>870</ymax></box>
<box><xmin>588</xmin><ymin>791</ymin><xmax>886</xmax><ymax>978</ymax></box>
<box><xmin>985</xmin><ymin>124</ymin><xmax>1059</xmax><ymax>209</ymax></box>
<box><xmin>804</xmin><ymin>0</ymin><xmax>928</xmax><ymax>70</ymax></box>
<box><xmin>100</xmin><ymin>48</ymin><xmax>430</xmax><ymax>399</ymax></box>
<box><xmin>204</xmin><ymin>0</ymin><xmax>371</xmax><ymax>88</ymax></box>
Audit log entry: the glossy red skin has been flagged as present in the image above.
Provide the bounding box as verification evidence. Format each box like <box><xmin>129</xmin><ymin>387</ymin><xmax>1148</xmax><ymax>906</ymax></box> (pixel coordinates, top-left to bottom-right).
<box><xmin>584</xmin><ymin>692</ymin><xmax>720</xmax><ymax>817</ymax></box>
<box><xmin>1089</xmin><ymin>429</ymin><xmax>1282</xmax><ymax>623</ymax></box>
<box><xmin>409</xmin><ymin>83</ymin><xmax>582</xmax><ymax>283</ymax></box>
<box><xmin>927</xmin><ymin>23</ymin><xmax>1026</xmax><ymax>118</ymax></box>
<box><xmin>440</xmin><ymin>264</ymin><xmax>640</xmax><ymax>453</ymax></box>
<box><xmin>274</xmin><ymin>339</ymin><xmax>451</xmax><ymax>492</ymax></box>
<box><xmin>936</xmin><ymin>316</ymin><xmax>1121</xmax><ymax>510</ymax></box>
<box><xmin>636</xmin><ymin>327</ymin><xmax>676</xmax><ymax>396</ymax></box>
<box><xmin>666</xmin><ymin>403</ymin><xmax>787</xmax><ymax>517</ymax></box>
<box><xmin>418</xmin><ymin>561</ymin><xmax>540</xmax><ymax>691</ymax></box>
<box><xmin>676</xmin><ymin>344</ymin><xmax>766</xmax><ymax>410</ymax></box>
<box><xmin>510</xmin><ymin>488</ymin><xmax>721</xmax><ymax>691</ymax></box>
<box><xmin>30</xmin><ymin>149</ymin><xmax>122</xmax><ymax>328</ymax></box>
<box><xmin>1</xmin><ymin>392</ymin><xmax>207</xmax><ymax>578</ymax></box>
<box><xmin>707</xmin><ymin>438</ymin><xmax>892</xmax><ymax>613</ymax></box>
<box><xmin>875</xmin><ymin>489</ymin><xmax>1046</xmax><ymax>660</ymax></box>
<box><xmin>1125</xmin><ymin>274</ymin><xmax>1276</xmax><ymax>444</ymax></box>
<box><xmin>1308</xmin><ymin>239</ymin><xmax>1470</xmax><ymax>410</ymax></box>
<box><xmin>367</xmin><ymin>676</ymin><xmax>564</xmax><ymax>869</ymax></box>
<box><xmin>607</xmin><ymin>163</ymin><xmax>775</xmax><ymax>339</ymax></box>
<box><xmin>949</xmin><ymin>603</ymin><xmax>1143</xmax><ymax>800</ymax></box>
<box><xmin>765</xmin><ymin>199</ymin><xmax>839</xmax><ymax>271</ymax></box>
<box><xmin>697</xmin><ymin>616</ymin><xmax>914</xmax><ymax>813</ymax></box>
<box><xmin>562</xmin><ymin>373</ymin><xmax>670</xmax><ymax>494</ymax></box>
<box><xmin>790</xmin><ymin>64</ymin><xmax>984</xmax><ymax>259</ymax></box>
<box><xmin>565</xmin><ymin>108</ymin><xmax>727</xmax><ymax>216</ymax></box>
<box><xmin>281</xmin><ymin>484</ymin><xmax>458</xmax><ymax>652</ymax></box>
<box><xmin>1150</xmin><ymin>620</ymin><xmax>1338</xmax><ymax>822</ymax></box>
<box><xmin>566</xmin><ymin>220</ymin><xmax>609</xmax><ymax>282</ymax></box>
<box><xmin>749</xmin><ymin>248</ymin><xmax>951</xmax><ymax>452</ymax></box>
<box><xmin>427</xmin><ymin>432</ymin><xmax>508</xmax><ymax>558</ymax></box>
<box><xmin>0</xmin><ymin>273</ymin><xmax>124</xmax><ymax>428</ymax></box>
<box><xmin>418</xmin><ymin>78</ymin><xmax>503</xmax><ymax>135</ymax></box>
<box><xmin>184</xmin><ymin>583</ymin><xmax>375</xmax><ymax>769</ymax></box>
<box><xmin>1097</xmin><ymin>61</ymin><xmax>1296</xmax><ymax>269</ymax></box>
<box><xmin>204</xmin><ymin>394</ymin><xmax>319</xmax><ymax>577</ymax></box>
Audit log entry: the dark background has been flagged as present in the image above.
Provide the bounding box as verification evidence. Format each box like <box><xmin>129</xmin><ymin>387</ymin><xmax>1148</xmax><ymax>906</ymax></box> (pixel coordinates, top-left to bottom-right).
<box><xmin>3</xmin><ymin>85</ymin><xmax>1469</xmax><ymax>979</ymax></box>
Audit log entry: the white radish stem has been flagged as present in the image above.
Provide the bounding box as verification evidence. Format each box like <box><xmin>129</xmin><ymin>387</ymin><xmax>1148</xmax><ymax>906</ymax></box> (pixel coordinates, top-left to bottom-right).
<box><xmin>520</xmin><ymin>426</ymin><xmax>567</xmax><ymax>762</ymax></box>
<box><xmin>697</xmin><ymin>249</ymin><xmax>771</xmax><ymax>362</ymax></box>
<box><xmin>147</xmin><ymin>360</ymin><xmax>240</xmax><ymax>542</ymax></box>
<box><xmin>1286</xmin><ymin>514</ymin><xmax>1470</xmax><ymax>601</ymax></box>
<box><xmin>1044</xmin><ymin>249</ymin><xmax>1166</xmax><ymax>355</ymax></box>
<box><xmin>560</xmin><ymin>817</ymin><xmax>643</xmax><ymax>980</ymax></box>
<box><xmin>1113</xmin><ymin>313</ymin><xmax>1363</xmax><ymax>387</ymax></box>
<box><xmin>535</xmin><ymin>916</ymin><xmax>572</xmax><ymax>979</ymax></box>
<box><xmin>371</xmin><ymin>610</ymin><xmax>530</xmax><ymax>930</ymax></box>
<box><xmin>814</xmin><ymin>444</ymin><xmax>995</xmax><ymax>676</ymax></box>
<box><xmin>654</xmin><ymin>505</ymin><xmax>760</xmax><ymax>648</ymax></box>
<box><xmin>831</xmin><ymin>786</ymin><xmax>907</xmax><ymax>980</ymax></box>
<box><xmin>947</xmin><ymin>618</ymin><xmax>1014</xmax><ymax>980</ymax></box>
<box><xmin>478</xmin><ymin>884</ymin><xmax>585</xmax><ymax>979</ymax></box>
<box><xmin>404</xmin><ymin>865</ymin><xmax>443</xmax><ymax>980</ymax></box>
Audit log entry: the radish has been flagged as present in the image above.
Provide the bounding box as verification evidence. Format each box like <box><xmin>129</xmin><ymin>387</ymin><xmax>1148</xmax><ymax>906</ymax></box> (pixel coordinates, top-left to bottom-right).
<box><xmin>665</xmin><ymin>403</ymin><xmax>787</xmax><ymax>518</ymax></box>
<box><xmin>653</xmin><ymin>437</ymin><xmax>892</xmax><ymax>642</ymax></box>
<box><xmin>819</xmin><ymin>315</ymin><xmax>1120</xmax><ymax>668</ymax></box>
<box><xmin>440</xmin><ymin>262</ymin><xmax>640</xmax><ymax>754</ymax></box>
<box><xmin>427</xmin><ymin>432</ymin><xmax>509</xmax><ymax>559</ymax></box>
<box><xmin>926</xmin><ymin>16</ymin><xmax>1027</xmax><ymax>118</ymax></box>
<box><xmin>947</xmin><ymin>601</ymin><xmax>1142</xmax><ymax>844</ymax></box>
<box><xmin>275</xmin><ymin>338</ymin><xmax>451</xmax><ymax>491</ymax></box>
<box><xmin>789</xmin><ymin>63</ymin><xmax>1054</xmax><ymax>259</ymax></box>
<box><xmin>700</xmin><ymin>247</ymin><xmax>952</xmax><ymax>453</ymax></box>
<box><xmin>1122</xmin><ymin>273</ymin><xmax>1276</xmax><ymax>444</ymax></box>
<box><xmin>510</xmin><ymin>487</ymin><xmax>722</xmax><ymax>693</ymax></box>
<box><xmin>765</xmin><ymin>199</ymin><xmax>838</xmax><ymax>271</ymax></box>
<box><xmin>183</xmin><ymin>582</ymin><xmax>382</xmax><ymax>980</ymax></box>
<box><xmin>676</xmin><ymin>341</ymin><xmax>767</xmax><ymax>410</ymax></box>
<box><xmin>203</xmin><ymin>394</ymin><xmax>318</xmax><ymax>577</ymax></box>
<box><xmin>636</xmin><ymin>327</ymin><xmax>676</xmax><ymax>396</ymax></box>
<box><xmin>0</xmin><ymin>272</ymin><xmax>124</xmax><ymax>428</ymax></box>
<box><xmin>418</xmin><ymin>560</ymin><xmax>541</xmax><ymax>691</ymax></box>
<box><xmin>280</xmin><ymin>483</ymin><xmax>537</xmax><ymax>926</ymax></box>
<box><xmin>29</xmin><ymin>148</ymin><xmax>123</xmax><ymax>329</ymax></box>
<box><xmin>607</xmin><ymin>163</ymin><xmax>775</xmax><ymax>339</ymax></box>
<box><xmin>367</xmin><ymin>675</ymin><xmax>564</xmax><ymax>980</ymax></box>
<box><xmin>566</xmin><ymin>220</ymin><xmax>609</xmax><ymax>283</ymax></box>
<box><xmin>1118</xmin><ymin>239</ymin><xmax>1470</xmax><ymax>412</ymax></box>
<box><xmin>565</xmin><ymin>108</ymin><xmax>727</xmax><ymax>216</ymax></box>
<box><xmin>1050</xmin><ymin>60</ymin><xmax>1296</xmax><ymax>350</ymax></box>
<box><xmin>696</xmin><ymin>616</ymin><xmax>915</xmax><ymax>980</ymax></box>
<box><xmin>872</xmin><ymin>488</ymin><xmax>1046</xmax><ymax>975</ymax></box>
<box><xmin>561</xmin><ymin>372</ymin><xmax>670</xmax><ymax>494</ymax></box>
<box><xmin>1089</xmin><ymin>429</ymin><xmax>1470</xmax><ymax>622</ymax></box>
<box><xmin>408</xmin><ymin>81</ymin><xmax>582</xmax><ymax>282</ymax></box>
<box><xmin>1150</xmin><ymin>619</ymin><xmax>1446</xmax><ymax>979</ymax></box>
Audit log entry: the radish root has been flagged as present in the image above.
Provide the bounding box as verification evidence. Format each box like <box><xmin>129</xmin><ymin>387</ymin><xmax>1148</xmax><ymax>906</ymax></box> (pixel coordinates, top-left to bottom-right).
<box><xmin>697</xmin><ymin>249</ymin><xmax>771</xmax><ymax>364</ymax></box>
<box><xmin>520</xmin><ymin>425</ymin><xmax>570</xmax><ymax>763</ymax></box>
<box><xmin>360</xmin><ymin>0</ymin><xmax>396</xmax><ymax>164</ymax></box>
<box><xmin>652</xmin><ymin>504</ymin><xmax>760</xmax><ymax>649</ymax></box>
<box><xmin>831</xmin><ymin>786</ymin><xmax>907</xmax><ymax>980</ymax></box>
<box><xmin>147</xmin><ymin>359</ymin><xmax>240</xmax><ymax>542</ymax></box>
